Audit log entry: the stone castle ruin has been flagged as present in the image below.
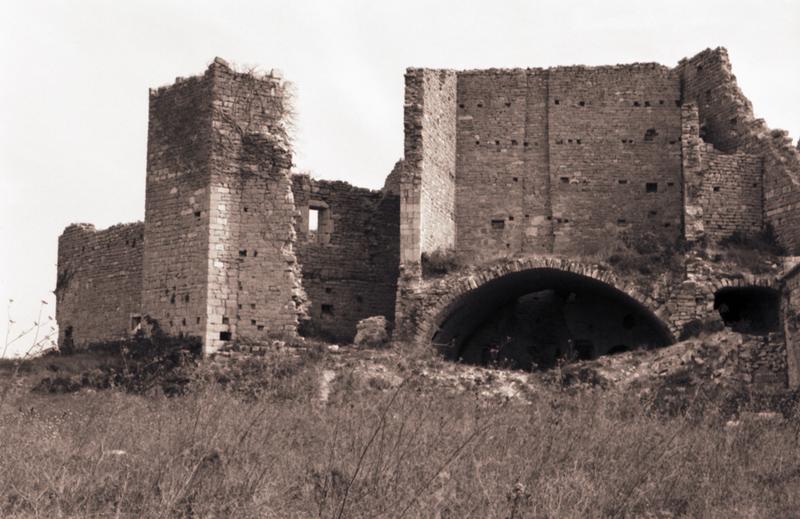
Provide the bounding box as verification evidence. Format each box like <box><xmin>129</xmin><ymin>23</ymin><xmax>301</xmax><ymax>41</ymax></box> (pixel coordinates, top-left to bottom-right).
<box><xmin>55</xmin><ymin>48</ymin><xmax>800</xmax><ymax>389</ymax></box>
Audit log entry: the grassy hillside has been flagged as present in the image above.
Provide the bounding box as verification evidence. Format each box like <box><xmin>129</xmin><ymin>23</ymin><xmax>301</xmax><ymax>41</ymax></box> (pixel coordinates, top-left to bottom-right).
<box><xmin>1</xmin><ymin>340</ymin><xmax>799</xmax><ymax>518</ymax></box>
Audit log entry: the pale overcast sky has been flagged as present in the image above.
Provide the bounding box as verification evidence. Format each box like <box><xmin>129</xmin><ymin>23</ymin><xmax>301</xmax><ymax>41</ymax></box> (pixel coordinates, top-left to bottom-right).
<box><xmin>1</xmin><ymin>0</ymin><xmax>798</xmax><ymax>355</ymax></box>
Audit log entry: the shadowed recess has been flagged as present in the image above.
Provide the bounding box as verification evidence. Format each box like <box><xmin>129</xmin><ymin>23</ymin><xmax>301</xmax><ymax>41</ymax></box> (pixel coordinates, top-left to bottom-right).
<box><xmin>431</xmin><ymin>268</ymin><xmax>674</xmax><ymax>370</ymax></box>
<box><xmin>714</xmin><ymin>286</ymin><xmax>780</xmax><ymax>335</ymax></box>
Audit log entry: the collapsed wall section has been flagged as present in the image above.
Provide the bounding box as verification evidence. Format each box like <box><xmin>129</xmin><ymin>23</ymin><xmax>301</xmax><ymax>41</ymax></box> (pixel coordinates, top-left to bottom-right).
<box><xmin>56</xmin><ymin>223</ymin><xmax>144</xmax><ymax>348</ymax></box>
<box><xmin>292</xmin><ymin>176</ymin><xmax>400</xmax><ymax>341</ymax></box>
<box><xmin>678</xmin><ymin>48</ymin><xmax>800</xmax><ymax>252</ymax></box>
<box><xmin>401</xmin><ymin>69</ymin><xmax>457</xmax><ymax>264</ymax></box>
<box><xmin>681</xmin><ymin>103</ymin><xmax>764</xmax><ymax>241</ymax></box>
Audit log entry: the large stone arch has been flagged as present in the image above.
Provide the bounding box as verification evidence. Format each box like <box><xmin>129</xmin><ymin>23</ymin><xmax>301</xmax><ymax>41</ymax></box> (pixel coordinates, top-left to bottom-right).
<box><xmin>396</xmin><ymin>257</ymin><xmax>677</xmax><ymax>362</ymax></box>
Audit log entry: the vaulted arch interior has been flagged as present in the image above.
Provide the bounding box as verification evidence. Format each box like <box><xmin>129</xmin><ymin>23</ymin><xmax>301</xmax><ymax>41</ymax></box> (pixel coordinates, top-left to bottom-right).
<box><xmin>432</xmin><ymin>269</ymin><xmax>673</xmax><ymax>370</ymax></box>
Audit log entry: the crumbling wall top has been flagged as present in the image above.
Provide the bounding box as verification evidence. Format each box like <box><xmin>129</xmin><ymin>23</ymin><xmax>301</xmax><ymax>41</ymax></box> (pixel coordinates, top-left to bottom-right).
<box><xmin>149</xmin><ymin>57</ymin><xmax>287</xmax><ymax>98</ymax></box>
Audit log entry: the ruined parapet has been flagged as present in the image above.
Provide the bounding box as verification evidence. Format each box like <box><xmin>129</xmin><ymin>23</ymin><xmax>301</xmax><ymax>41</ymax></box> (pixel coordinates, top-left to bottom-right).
<box><xmin>55</xmin><ymin>222</ymin><xmax>144</xmax><ymax>349</ymax></box>
<box><xmin>681</xmin><ymin>102</ymin><xmax>764</xmax><ymax>243</ymax></box>
<box><xmin>142</xmin><ymin>57</ymin><xmax>306</xmax><ymax>354</ymax></box>
<box><xmin>677</xmin><ymin>47</ymin><xmax>800</xmax><ymax>252</ymax></box>
<box><xmin>381</xmin><ymin>159</ymin><xmax>403</xmax><ymax>196</ymax></box>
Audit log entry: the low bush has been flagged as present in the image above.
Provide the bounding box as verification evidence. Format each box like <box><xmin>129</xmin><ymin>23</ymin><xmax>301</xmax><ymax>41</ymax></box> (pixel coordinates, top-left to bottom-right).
<box><xmin>31</xmin><ymin>333</ymin><xmax>202</xmax><ymax>396</ymax></box>
<box><xmin>606</xmin><ymin>233</ymin><xmax>685</xmax><ymax>276</ymax></box>
<box><xmin>716</xmin><ymin>225</ymin><xmax>786</xmax><ymax>273</ymax></box>
<box><xmin>421</xmin><ymin>248</ymin><xmax>462</xmax><ymax>277</ymax></box>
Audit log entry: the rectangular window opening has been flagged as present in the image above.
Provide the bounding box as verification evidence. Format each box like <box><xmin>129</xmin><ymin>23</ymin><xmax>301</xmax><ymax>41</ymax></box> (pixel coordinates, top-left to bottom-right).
<box><xmin>321</xmin><ymin>304</ymin><xmax>334</xmax><ymax>317</ymax></box>
<box><xmin>491</xmin><ymin>219</ymin><xmax>505</xmax><ymax>230</ymax></box>
<box><xmin>219</xmin><ymin>331</ymin><xmax>231</xmax><ymax>341</ymax></box>
<box><xmin>307</xmin><ymin>202</ymin><xmax>331</xmax><ymax>244</ymax></box>
<box><xmin>308</xmin><ymin>208</ymin><xmax>319</xmax><ymax>232</ymax></box>
<box><xmin>646</xmin><ymin>182</ymin><xmax>658</xmax><ymax>193</ymax></box>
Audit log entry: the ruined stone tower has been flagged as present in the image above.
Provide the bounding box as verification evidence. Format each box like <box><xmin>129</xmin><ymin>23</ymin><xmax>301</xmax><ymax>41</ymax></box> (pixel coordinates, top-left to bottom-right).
<box><xmin>55</xmin><ymin>49</ymin><xmax>800</xmax><ymax>389</ymax></box>
<box><xmin>141</xmin><ymin>58</ymin><xmax>305</xmax><ymax>352</ymax></box>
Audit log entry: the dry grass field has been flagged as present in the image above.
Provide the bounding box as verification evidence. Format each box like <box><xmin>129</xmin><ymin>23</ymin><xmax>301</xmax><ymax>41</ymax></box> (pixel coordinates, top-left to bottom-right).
<box><xmin>1</xmin><ymin>339</ymin><xmax>799</xmax><ymax>519</ymax></box>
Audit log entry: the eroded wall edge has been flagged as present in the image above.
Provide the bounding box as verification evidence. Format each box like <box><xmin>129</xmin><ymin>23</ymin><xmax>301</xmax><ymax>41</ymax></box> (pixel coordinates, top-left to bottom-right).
<box><xmin>56</xmin><ymin>222</ymin><xmax>144</xmax><ymax>347</ymax></box>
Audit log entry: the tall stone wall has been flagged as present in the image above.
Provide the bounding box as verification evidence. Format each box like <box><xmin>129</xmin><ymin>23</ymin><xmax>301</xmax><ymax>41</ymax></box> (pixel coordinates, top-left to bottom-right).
<box><xmin>142</xmin><ymin>70</ymin><xmax>214</xmax><ymax>343</ymax></box>
<box><xmin>292</xmin><ymin>176</ymin><xmax>400</xmax><ymax>341</ymax></box>
<box><xmin>400</xmin><ymin>69</ymin><xmax>457</xmax><ymax>264</ymax></box>
<box><xmin>782</xmin><ymin>266</ymin><xmax>800</xmax><ymax>388</ymax></box>
<box><xmin>451</xmin><ymin>65</ymin><xmax>682</xmax><ymax>260</ymax></box>
<box><xmin>701</xmin><ymin>150</ymin><xmax>763</xmax><ymax>239</ymax></box>
<box><xmin>56</xmin><ymin>223</ymin><xmax>144</xmax><ymax>347</ymax></box>
<box><xmin>548</xmin><ymin>65</ymin><xmax>682</xmax><ymax>254</ymax></box>
<box><xmin>678</xmin><ymin>48</ymin><xmax>800</xmax><ymax>252</ymax></box>
<box><xmin>455</xmin><ymin>69</ymin><xmax>551</xmax><ymax>260</ymax></box>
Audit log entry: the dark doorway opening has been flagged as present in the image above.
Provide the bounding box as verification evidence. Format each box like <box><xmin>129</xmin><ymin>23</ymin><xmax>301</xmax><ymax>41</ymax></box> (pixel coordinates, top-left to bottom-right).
<box><xmin>714</xmin><ymin>286</ymin><xmax>780</xmax><ymax>335</ymax></box>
